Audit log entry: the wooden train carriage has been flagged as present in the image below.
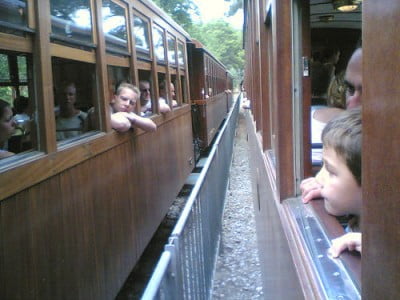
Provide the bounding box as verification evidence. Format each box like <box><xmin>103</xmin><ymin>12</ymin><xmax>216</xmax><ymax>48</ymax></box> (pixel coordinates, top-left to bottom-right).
<box><xmin>188</xmin><ymin>40</ymin><xmax>231</xmax><ymax>150</ymax></box>
<box><xmin>0</xmin><ymin>0</ymin><xmax>194</xmax><ymax>299</ymax></box>
<box><xmin>244</xmin><ymin>0</ymin><xmax>400</xmax><ymax>299</ymax></box>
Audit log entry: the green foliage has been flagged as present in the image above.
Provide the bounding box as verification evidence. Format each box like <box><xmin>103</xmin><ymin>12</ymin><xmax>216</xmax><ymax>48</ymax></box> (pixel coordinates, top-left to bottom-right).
<box><xmin>151</xmin><ymin>0</ymin><xmax>244</xmax><ymax>88</ymax></box>
<box><xmin>152</xmin><ymin>0</ymin><xmax>199</xmax><ymax>32</ymax></box>
<box><xmin>189</xmin><ymin>20</ymin><xmax>244</xmax><ymax>87</ymax></box>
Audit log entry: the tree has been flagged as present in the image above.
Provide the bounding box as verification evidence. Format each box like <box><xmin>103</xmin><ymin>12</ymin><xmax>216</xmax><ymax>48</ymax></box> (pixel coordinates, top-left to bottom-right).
<box><xmin>152</xmin><ymin>0</ymin><xmax>199</xmax><ymax>32</ymax></box>
<box><xmin>224</xmin><ymin>0</ymin><xmax>243</xmax><ymax>17</ymax></box>
<box><xmin>190</xmin><ymin>20</ymin><xmax>244</xmax><ymax>88</ymax></box>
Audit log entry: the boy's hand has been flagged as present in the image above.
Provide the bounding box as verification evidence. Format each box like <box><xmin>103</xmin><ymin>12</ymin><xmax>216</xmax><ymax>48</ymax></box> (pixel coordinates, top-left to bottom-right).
<box><xmin>329</xmin><ymin>233</ymin><xmax>362</xmax><ymax>258</ymax></box>
<box><xmin>300</xmin><ymin>177</ymin><xmax>323</xmax><ymax>203</ymax></box>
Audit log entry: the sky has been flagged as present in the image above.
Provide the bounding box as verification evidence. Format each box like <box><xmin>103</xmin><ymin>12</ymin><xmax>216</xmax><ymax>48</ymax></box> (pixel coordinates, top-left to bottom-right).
<box><xmin>192</xmin><ymin>0</ymin><xmax>243</xmax><ymax>30</ymax></box>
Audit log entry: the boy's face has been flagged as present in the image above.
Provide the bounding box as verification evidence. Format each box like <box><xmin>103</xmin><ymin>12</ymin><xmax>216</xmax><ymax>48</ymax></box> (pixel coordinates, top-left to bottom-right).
<box><xmin>112</xmin><ymin>88</ymin><xmax>137</xmax><ymax>113</ymax></box>
<box><xmin>321</xmin><ymin>147</ymin><xmax>362</xmax><ymax>216</ymax></box>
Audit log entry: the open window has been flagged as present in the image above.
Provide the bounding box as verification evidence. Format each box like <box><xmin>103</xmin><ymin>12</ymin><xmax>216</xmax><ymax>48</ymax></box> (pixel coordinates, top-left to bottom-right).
<box><xmin>138</xmin><ymin>69</ymin><xmax>155</xmax><ymax>117</ymax></box>
<box><xmin>52</xmin><ymin>57</ymin><xmax>99</xmax><ymax>143</ymax></box>
<box><xmin>0</xmin><ymin>50</ymin><xmax>37</xmax><ymax>159</ymax></box>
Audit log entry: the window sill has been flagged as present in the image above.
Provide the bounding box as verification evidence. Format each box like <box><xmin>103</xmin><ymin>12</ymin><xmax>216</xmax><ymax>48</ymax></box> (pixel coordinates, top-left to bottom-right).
<box><xmin>282</xmin><ymin>197</ymin><xmax>361</xmax><ymax>299</ymax></box>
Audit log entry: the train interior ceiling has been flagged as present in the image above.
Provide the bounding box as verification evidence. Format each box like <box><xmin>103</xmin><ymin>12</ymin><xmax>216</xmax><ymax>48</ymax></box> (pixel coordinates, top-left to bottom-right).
<box><xmin>310</xmin><ymin>0</ymin><xmax>361</xmax><ymax>69</ymax></box>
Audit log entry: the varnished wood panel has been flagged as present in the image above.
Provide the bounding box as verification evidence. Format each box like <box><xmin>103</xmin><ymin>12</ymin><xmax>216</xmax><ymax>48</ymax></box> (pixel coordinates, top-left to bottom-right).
<box><xmin>245</xmin><ymin>110</ymin><xmax>304</xmax><ymax>299</ymax></box>
<box><xmin>273</xmin><ymin>0</ymin><xmax>295</xmax><ymax>199</ymax></box>
<box><xmin>193</xmin><ymin>93</ymin><xmax>228</xmax><ymax>148</ymax></box>
<box><xmin>363</xmin><ymin>0</ymin><xmax>400</xmax><ymax>298</ymax></box>
<box><xmin>0</xmin><ymin>110</ymin><xmax>194</xmax><ymax>299</ymax></box>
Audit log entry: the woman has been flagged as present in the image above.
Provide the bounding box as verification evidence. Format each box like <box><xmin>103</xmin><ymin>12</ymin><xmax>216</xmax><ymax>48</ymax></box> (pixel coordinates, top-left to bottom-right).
<box><xmin>0</xmin><ymin>99</ymin><xmax>16</xmax><ymax>158</ymax></box>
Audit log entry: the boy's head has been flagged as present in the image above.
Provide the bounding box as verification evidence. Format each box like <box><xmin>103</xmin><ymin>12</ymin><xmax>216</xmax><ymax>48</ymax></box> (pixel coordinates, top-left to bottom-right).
<box><xmin>320</xmin><ymin>108</ymin><xmax>362</xmax><ymax>216</ymax></box>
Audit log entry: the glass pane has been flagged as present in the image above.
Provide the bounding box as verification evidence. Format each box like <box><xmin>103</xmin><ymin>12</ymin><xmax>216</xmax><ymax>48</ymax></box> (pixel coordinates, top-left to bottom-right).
<box><xmin>0</xmin><ymin>0</ymin><xmax>28</xmax><ymax>28</ymax></box>
<box><xmin>0</xmin><ymin>52</ymin><xmax>37</xmax><ymax>160</ymax></box>
<box><xmin>19</xmin><ymin>85</ymin><xmax>29</xmax><ymax>97</ymax></box>
<box><xmin>178</xmin><ymin>43</ymin><xmax>185</xmax><ymax>67</ymax></box>
<box><xmin>0</xmin><ymin>87</ymin><xmax>12</xmax><ymax>104</ymax></box>
<box><xmin>153</xmin><ymin>25</ymin><xmax>165</xmax><ymax>62</ymax></box>
<box><xmin>17</xmin><ymin>56</ymin><xmax>27</xmax><ymax>82</ymax></box>
<box><xmin>0</xmin><ymin>53</ymin><xmax>10</xmax><ymax>82</ymax></box>
<box><xmin>133</xmin><ymin>15</ymin><xmax>150</xmax><ymax>57</ymax></box>
<box><xmin>167</xmin><ymin>35</ymin><xmax>176</xmax><ymax>65</ymax></box>
<box><xmin>50</xmin><ymin>0</ymin><xmax>93</xmax><ymax>44</ymax></box>
<box><xmin>102</xmin><ymin>0</ymin><xmax>128</xmax><ymax>53</ymax></box>
<box><xmin>52</xmin><ymin>57</ymin><xmax>98</xmax><ymax>142</ymax></box>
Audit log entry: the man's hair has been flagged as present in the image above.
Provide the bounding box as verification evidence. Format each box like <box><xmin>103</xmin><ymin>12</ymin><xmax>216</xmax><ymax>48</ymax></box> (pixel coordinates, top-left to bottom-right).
<box><xmin>322</xmin><ymin>108</ymin><xmax>362</xmax><ymax>185</ymax></box>
<box><xmin>0</xmin><ymin>99</ymin><xmax>10</xmax><ymax>118</ymax></box>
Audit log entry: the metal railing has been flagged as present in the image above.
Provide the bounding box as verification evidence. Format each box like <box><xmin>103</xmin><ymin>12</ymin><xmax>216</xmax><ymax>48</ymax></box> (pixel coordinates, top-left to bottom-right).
<box><xmin>142</xmin><ymin>95</ymin><xmax>240</xmax><ymax>300</ymax></box>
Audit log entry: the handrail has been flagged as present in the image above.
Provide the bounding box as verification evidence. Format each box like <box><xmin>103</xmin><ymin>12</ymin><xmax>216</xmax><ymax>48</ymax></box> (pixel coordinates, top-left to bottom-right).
<box><xmin>171</xmin><ymin>96</ymin><xmax>238</xmax><ymax>236</ymax></box>
<box><xmin>141</xmin><ymin>251</ymin><xmax>172</xmax><ymax>299</ymax></box>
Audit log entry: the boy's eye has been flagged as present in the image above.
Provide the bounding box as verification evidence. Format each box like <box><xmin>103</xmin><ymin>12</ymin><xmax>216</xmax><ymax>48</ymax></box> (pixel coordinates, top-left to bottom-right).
<box><xmin>120</xmin><ymin>96</ymin><xmax>136</xmax><ymax>105</ymax></box>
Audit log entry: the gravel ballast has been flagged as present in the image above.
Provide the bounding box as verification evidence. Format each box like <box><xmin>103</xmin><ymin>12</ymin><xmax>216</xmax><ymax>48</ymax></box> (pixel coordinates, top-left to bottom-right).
<box><xmin>211</xmin><ymin>108</ymin><xmax>264</xmax><ymax>299</ymax></box>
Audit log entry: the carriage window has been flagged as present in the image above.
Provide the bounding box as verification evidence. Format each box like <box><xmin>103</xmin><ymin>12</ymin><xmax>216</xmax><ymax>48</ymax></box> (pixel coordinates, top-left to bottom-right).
<box><xmin>138</xmin><ymin>70</ymin><xmax>154</xmax><ymax>117</ymax></box>
<box><xmin>167</xmin><ymin>35</ymin><xmax>176</xmax><ymax>66</ymax></box>
<box><xmin>170</xmin><ymin>75</ymin><xmax>179</xmax><ymax>108</ymax></box>
<box><xmin>180</xmin><ymin>75</ymin><xmax>188</xmax><ymax>103</ymax></box>
<box><xmin>0</xmin><ymin>0</ymin><xmax>28</xmax><ymax>34</ymax></box>
<box><xmin>178</xmin><ymin>42</ymin><xmax>185</xmax><ymax>67</ymax></box>
<box><xmin>153</xmin><ymin>24</ymin><xmax>165</xmax><ymax>63</ymax></box>
<box><xmin>0</xmin><ymin>51</ymin><xmax>37</xmax><ymax>159</ymax></box>
<box><xmin>102</xmin><ymin>0</ymin><xmax>128</xmax><ymax>55</ymax></box>
<box><xmin>52</xmin><ymin>57</ymin><xmax>98</xmax><ymax>142</ymax></box>
<box><xmin>107</xmin><ymin>65</ymin><xmax>130</xmax><ymax>101</ymax></box>
<box><xmin>133</xmin><ymin>15</ymin><xmax>150</xmax><ymax>58</ymax></box>
<box><xmin>107</xmin><ymin>66</ymin><xmax>130</xmax><ymax>90</ymax></box>
<box><xmin>50</xmin><ymin>0</ymin><xmax>93</xmax><ymax>45</ymax></box>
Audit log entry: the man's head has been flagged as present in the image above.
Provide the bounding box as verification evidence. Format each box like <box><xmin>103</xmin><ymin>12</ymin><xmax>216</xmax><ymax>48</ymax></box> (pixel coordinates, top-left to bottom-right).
<box><xmin>159</xmin><ymin>82</ymin><xmax>175</xmax><ymax>100</ymax></box>
<box><xmin>139</xmin><ymin>81</ymin><xmax>151</xmax><ymax>105</ymax></box>
<box><xmin>170</xmin><ymin>82</ymin><xmax>176</xmax><ymax>100</ymax></box>
<box><xmin>344</xmin><ymin>48</ymin><xmax>362</xmax><ymax>109</ymax></box>
<box><xmin>321</xmin><ymin>108</ymin><xmax>362</xmax><ymax>216</ymax></box>
<box><xmin>59</xmin><ymin>82</ymin><xmax>77</xmax><ymax>112</ymax></box>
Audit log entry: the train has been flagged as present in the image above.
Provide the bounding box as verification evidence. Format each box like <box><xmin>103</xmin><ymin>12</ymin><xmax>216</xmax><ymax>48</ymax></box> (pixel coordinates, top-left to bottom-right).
<box><xmin>0</xmin><ymin>1</ymin><xmax>234</xmax><ymax>299</ymax></box>
<box><xmin>243</xmin><ymin>0</ymin><xmax>400</xmax><ymax>299</ymax></box>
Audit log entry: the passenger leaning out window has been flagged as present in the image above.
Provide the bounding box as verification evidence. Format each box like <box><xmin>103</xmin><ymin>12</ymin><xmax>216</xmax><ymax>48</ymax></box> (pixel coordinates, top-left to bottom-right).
<box><xmin>110</xmin><ymin>82</ymin><xmax>156</xmax><ymax>132</ymax></box>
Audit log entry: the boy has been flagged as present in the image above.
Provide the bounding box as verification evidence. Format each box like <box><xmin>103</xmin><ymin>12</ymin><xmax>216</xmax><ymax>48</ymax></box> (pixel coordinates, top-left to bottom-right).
<box><xmin>318</xmin><ymin>108</ymin><xmax>362</xmax><ymax>257</ymax></box>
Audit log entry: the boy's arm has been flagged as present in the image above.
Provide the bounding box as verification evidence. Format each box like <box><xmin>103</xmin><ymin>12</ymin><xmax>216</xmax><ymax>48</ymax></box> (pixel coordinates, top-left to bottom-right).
<box><xmin>329</xmin><ymin>232</ymin><xmax>362</xmax><ymax>258</ymax></box>
<box><xmin>111</xmin><ymin>112</ymin><xmax>132</xmax><ymax>132</ymax></box>
<box><xmin>127</xmin><ymin>112</ymin><xmax>157</xmax><ymax>132</ymax></box>
<box><xmin>300</xmin><ymin>166</ymin><xmax>329</xmax><ymax>203</ymax></box>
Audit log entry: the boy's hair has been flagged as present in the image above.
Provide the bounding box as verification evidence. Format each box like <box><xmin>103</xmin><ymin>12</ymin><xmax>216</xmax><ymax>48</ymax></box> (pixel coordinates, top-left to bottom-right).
<box><xmin>322</xmin><ymin>108</ymin><xmax>362</xmax><ymax>185</ymax></box>
<box><xmin>115</xmin><ymin>82</ymin><xmax>139</xmax><ymax>97</ymax></box>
